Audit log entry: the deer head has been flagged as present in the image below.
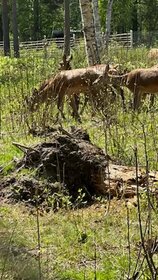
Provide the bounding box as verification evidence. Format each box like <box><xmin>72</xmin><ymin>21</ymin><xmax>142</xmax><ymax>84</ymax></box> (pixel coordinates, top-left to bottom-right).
<box><xmin>25</xmin><ymin>88</ymin><xmax>40</xmax><ymax>112</ymax></box>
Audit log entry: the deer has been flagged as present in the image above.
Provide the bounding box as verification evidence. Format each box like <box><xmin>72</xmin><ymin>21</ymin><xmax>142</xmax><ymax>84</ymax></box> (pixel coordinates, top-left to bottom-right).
<box><xmin>27</xmin><ymin>63</ymin><xmax>124</xmax><ymax>123</ymax></box>
<box><xmin>108</xmin><ymin>66</ymin><xmax>158</xmax><ymax>110</ymax></box>
<box><xmin>58</xmin><ymin>57</ymin><xmax>125</xmax><ymax>113</ymax></box>
<box><xmin>58</xmin><ymin>54</ymin><xmax>81</xmax><ymax>117</ymax></box>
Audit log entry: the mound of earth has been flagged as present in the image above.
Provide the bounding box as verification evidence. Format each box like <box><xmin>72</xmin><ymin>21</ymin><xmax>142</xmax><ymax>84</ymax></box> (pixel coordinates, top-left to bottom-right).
<box><xmin>1</xmin><ymin>127</ymin><xmax>158</xmax><ymax>210</ymax></box>
<box><xmin>0</xmin><ymin>127</ymin><xmax>109</xmax><ymax>209</ymax></box>
<box><xmin>17</xmin><ymin>127</ymin><xmax>109</xmax><ymax>196</ymax></box>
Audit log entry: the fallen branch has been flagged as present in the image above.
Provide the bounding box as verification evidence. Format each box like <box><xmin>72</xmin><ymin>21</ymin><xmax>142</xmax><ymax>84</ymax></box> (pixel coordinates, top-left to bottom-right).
<box><xmin>12</xmin><ymin>142</ymin><xmax>39</xmax><ymax>153</ymax></box>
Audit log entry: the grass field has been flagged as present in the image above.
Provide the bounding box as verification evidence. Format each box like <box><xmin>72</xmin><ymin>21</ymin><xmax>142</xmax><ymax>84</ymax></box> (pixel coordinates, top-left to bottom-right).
<box><xmin>1</xmin><ymin>43</ymin><xmax>158</xmax><ymax>279</ymax></box>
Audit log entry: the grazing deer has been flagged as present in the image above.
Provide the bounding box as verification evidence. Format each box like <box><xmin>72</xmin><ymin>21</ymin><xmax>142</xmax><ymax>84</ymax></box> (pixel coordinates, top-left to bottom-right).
<box><xmin>108</xmin><ymin>66</ymin><xmax>158</xmax><ymax>110</ymax></box>
<box><xmin>58</xmin><ymin>54</ymin><xmax>81</xmax><ymax>117</ymax></box>
<box><xmin>27</xmin><ymin>63</ymin><xmax>124</xmax><ymax>122</ymax></box>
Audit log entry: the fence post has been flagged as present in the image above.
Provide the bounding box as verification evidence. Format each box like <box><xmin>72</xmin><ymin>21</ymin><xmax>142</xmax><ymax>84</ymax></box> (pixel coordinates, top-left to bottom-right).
<box><xmin>72</xmin><ymin>33</ymin><xmax>76</xmax><ymax>47</ymax></box>
<box><xmin>130</xmin><ymin>29</ymin><xmax>133</xmax><ymax>48</ymax></box>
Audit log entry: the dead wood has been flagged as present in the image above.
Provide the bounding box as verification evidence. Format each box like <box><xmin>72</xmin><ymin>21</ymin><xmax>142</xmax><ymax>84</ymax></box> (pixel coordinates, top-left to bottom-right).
<box><xmin>1</xmin><ymin>128</ymin><xmax>158</xmax><ymax>209</ymax></box>
<box><xmin>12</xmin><ymin>142</ymin><xmax>39</xmax><ymax>153</ymax></box>
<box><xmin>16</xmin><ymin>127</ymin><xmax>109</xmax><ymax>198</ymax></box>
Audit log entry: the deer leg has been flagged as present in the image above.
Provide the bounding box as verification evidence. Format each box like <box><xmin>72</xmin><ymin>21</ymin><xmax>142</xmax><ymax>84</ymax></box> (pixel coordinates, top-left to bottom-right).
<box><xmin>108</xmin><ymin>85</ymin><xmax>117</xmax><ymax>102</ymax></box>
<box><xmin>133</xmin><ymin>90</ymin><xmax>142</xmax><ymax>110</ymax></box>
<box><xmin>57</xmin><ymin>92</ymin><xmax>66</xmax><ymax>120</ymax></box>
<box><xmin>73</xmin><ymin>94</ymin><xmax>80</xmax><ymax>116</ymax></box>
<box><xmin>69</xmin><ymin>96</ymin><xmax>81</xmax><ymax>123</ymax></box>
<box><xmin>119</xmin><ymin>87</ymin><xmax>126</xmax><ymax>111</ymax></box>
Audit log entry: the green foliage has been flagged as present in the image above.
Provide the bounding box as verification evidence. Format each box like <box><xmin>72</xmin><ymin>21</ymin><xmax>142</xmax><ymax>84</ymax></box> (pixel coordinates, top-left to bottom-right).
<box><xmin>1</xmin><ymin>45</ymin><xmax>158</xmax><ymax>171</ymax></box>
<box><xmin>70</xmin><ymin>0</ymin><xmax>81</xmax><ymax>30</ymax></box>
<box><xmin>1</xmin><ymin>198</ymin><xmax>158</xmax><ymax>279</ymax></box>
<box><xmin>0</xmin><ymin>205</ymin><xmax>40</xmax><ymax>280</ymax></box>
<box><xmin>99</xmin><ymin>0</ymin><xmax>133</xmax><ymax>33</ymax></box>
<box><xmin>1</xmin><ymin>45</ymin><xmax>158</xmax><ymax>279</ymax></box>
<box><xmin>17</xmin><ymin>0</ymin><xmax>64</xmax><ymax>40</ymax></box>
<box><xmin>2</xmin><ymin>0</ymin><xmax>158</xmax><ymax>44</ymax></box>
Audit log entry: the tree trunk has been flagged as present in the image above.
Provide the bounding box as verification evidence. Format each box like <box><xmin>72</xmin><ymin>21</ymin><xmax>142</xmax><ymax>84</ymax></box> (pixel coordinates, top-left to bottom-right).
<box><xmin>12</xmin><ymin>0</ymin><xmax>20</xmax><ymax>58</ymax></box>
<box><xmin>64</xmin><ymin>0</ymin><xmax>70</xmax><ymax>57</ymax></box>
<box><xmin>92</xmin><ymin>0</ymin><xmax>103</xmax><ymax>52</ymax></box>
<box><xmin>0</xmin><ymin>14</ymin><xmax>3</xmax><ymax>41</ymax></box>
<box><xmin>2</xmin><ymin>0</ymin><xmax>10</xmax><ymax>56</ymax></box>
<box><xmin>132</xmin><ymin>0</ymin><xmax>139</xmax><ymax>44</ymax></box>
<box><xmin>33</xmin><ymin>0</ymin><xmax>40</xmax><ymax>40</ymax></box>
<box><xmin>104</xmin><ymin>0</ymin><xmax>113</xmax><ymax>50</ymax></box>
<box><xmin>79</xmin><ymin>0</ymin><xmax>100</xmax><ymax>65</ymax></box>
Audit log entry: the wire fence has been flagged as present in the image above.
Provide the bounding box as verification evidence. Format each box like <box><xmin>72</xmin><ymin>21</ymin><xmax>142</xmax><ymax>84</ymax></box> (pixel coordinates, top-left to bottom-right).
<box><xmin>1</xmin><ymin>30</ymin><xmax>158</xmax><ymax>58</ymax></box>
<box><xmin>0</xmin><ymin>31</ymin><xmax>133</xmax><ymax>57</ymax></box>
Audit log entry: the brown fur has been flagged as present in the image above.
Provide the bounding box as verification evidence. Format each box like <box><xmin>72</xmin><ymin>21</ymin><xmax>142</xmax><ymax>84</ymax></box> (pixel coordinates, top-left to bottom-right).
<box><xmin>109</xmin><ymin>66</ymin><xmax>158</xmax><ymax>110</ymax></box>
<box><xmin>28</xmin><ymin>64</ymin><xmax>108</xmax><ymax>121</ymax></box>
<box><xmin>126</xmin><ymin>68</ymin><xmax>158</xmax><ymax>109</ymax></box>
<box><xmin>28</xmin><ymin>64</ymin><xmax>123</xmax><ymax>122</ymax></box>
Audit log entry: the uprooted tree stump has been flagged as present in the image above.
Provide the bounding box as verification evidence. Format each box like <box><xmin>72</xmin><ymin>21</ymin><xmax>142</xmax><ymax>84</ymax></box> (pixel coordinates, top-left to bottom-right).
<box><xmin>1</xmin><ymin>127</ymin><xmax>158</xmax><ymax>209</ymax></box>
<box><xmin>16</xmin><ymin>127</ymin><xmax>109</xmax><ymax>199</ymax></box>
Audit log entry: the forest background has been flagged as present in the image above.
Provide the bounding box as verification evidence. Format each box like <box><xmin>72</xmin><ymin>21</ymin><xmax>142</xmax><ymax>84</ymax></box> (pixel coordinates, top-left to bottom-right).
<box><xmin>0</xmin><ymin>0</ymin><xmax>158</xmax><ymax>43</ymax></box>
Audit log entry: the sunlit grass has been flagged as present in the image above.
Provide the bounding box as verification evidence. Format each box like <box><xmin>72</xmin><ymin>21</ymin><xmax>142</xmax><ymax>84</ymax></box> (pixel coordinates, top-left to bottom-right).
<box><xmin>1</xmin><ymin>45</ymin><xmax>158</xmax><ymax>279</ymax></box>
<box><xmin>0</xmin><ymin>199</ymin><xmax>158</xmax><ymax>279</ymax></box>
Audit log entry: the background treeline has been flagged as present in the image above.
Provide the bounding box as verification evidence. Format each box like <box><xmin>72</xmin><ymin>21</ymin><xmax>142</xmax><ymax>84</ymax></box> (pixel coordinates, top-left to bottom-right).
<box><xmin>1</xmin><ymin>0</ymin><xmax>158</xmax><ymax>42</ymax></box>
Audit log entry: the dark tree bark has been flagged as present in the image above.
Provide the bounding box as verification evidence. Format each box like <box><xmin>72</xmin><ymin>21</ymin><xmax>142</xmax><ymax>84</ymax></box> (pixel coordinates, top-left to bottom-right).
<box><xmin>33</xmin><ymin>0</ymin><xmax>40</xmax><ymax>40</ymax></box>
<box><xmin>64</xmin><ymin>0</ymin><xmax>70</xmax><ymax>57</ymax></box>
<box><xmin>104</xmin><ymin>0</ymin><xmax>113</xmax><ymax>50</ymax></box>
<box><xmin>132</xmin><ymin>0</ymin><xmax>138</xmax><ymax>32</ymax></box>
<box><xmin>2</xmin><ymin>0</ymin><xmax>10</xmax><ymax>56</ymax></box>
<box><xmin>0</xmin><ymin>14</ymin><xmax>3</xmax><ymax>41</ymax></box>
<box><xmin>12</xmin><ymin>0</ymin><xmax>20</xmax><ymax>58</ymax></box>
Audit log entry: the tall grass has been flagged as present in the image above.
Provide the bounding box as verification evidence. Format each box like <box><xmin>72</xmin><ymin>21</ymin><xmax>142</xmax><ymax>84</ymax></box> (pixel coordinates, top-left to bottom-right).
<box><xmin>1</xmin><ymin>43</ymin><xmax>158</xmax><ymax>168</ymax></box>
<box><xmin>1</xmin><ymin>43</ymin><xmax>158</xmax><ymax>279</ymax></box>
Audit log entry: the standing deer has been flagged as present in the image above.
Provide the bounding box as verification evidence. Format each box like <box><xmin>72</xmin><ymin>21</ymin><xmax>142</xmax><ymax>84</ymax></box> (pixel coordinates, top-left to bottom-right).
<box><xmin>58</xmin><ymin>54</ymin><xmax>81</xmax><ymax>118</ymax></box>
<box><xmin>27</xmin><ymin>63</ymin><xmax>124</xmax><ymax>122</ymax></box>
<box><xmin>108</xmin><ymin>66</ymin><xmax>158</xmax><ymax>110</ymax></box>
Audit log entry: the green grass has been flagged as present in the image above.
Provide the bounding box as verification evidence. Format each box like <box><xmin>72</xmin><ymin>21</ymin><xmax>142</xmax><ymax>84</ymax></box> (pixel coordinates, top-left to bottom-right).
<box><xmin>1</xmin><ymin>44</ymin><xmax>158</xmax><ymax>279</ymax></box>
<box><xmin>0</xmin><ymin>200</ymin><xmax>158</xmax><ymax>279</ymax></box>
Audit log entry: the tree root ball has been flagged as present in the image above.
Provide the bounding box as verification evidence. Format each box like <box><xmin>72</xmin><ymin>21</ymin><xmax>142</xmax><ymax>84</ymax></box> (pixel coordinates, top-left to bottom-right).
<box><xmin>18</xmin><ymin>127</ymin><xmax>109</xmax><ymax>198</ymax></box>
